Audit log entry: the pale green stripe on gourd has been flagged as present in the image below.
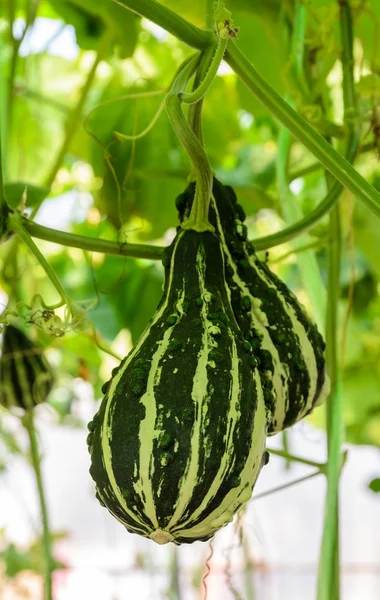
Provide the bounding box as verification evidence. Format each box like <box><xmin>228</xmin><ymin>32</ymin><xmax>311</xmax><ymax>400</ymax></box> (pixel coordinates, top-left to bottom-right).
<box><xmin>88</xmin><ymin>229</ymin><xmax>267</xmax><ymax>545</ymax></box>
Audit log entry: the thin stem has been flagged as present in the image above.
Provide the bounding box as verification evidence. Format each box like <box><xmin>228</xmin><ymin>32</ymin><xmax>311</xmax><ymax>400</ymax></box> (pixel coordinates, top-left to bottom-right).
<box><xmin>179</xmin><ymin>38</ymin><xmax>227</xmax><ymax>105</ymax></box>
<box><xmin>21</xmin><ymin>218</ymin><xmax>165</xmax><ymax>260</ymax></box>
<box><xmin>254</xmin><ymin>470</ymin><xmax>322</xmax><ymax>500</ymax></box>
<box><xmin>166</xmin><ymin>54</ymin><xmax>214</xmax><ymax>232</ymax></box>
<box><xmin>8</xmin><ymin>214</ymin><xmax>70</xmax><ymax>308</ymax></box>
<box><xmin>40</xmin><ymin>32</ymin><xmax>111</xmax><ymax>198</ymax></box>
<box><xmin>317</xmin><ymin>207</ymin><xmax>343</xmax><ymax>600</ymax></box>
<box><xmin>23</xmin><ymin>410</ymin><xmax>53</xmax><ymax>600</ymax></box>
<box><xmin>267</xmin><ymin>447</ymin><xmax>326</xmax><ymax>471</ymax></box>
<box><xmin>188</xmin><ymin>44</ymin><xmax>218</xmax><ymax>144</ymax></box>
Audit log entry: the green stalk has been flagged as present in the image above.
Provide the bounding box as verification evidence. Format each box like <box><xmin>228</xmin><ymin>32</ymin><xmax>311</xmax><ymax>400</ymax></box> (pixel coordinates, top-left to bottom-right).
<box><xmin>179</xmin><ymin>37</ymin><xmax>227</xmax><ymax>105</ymax></box>
<box><xmin>317</xmin><ymin>206</ymin><xmax>342</xmax><ymax>600</ymax></box>
<box><xmin>8</xmin><ymin>213</ymin><xmax>70</xmax><ymax>308</ymax></box>
<box><xmin>166</xmin><ymin>54</ymin><xmax>214</xmax><ymax>232</ymax></box>
<box><xmin>188</xmin><ymin>44</ymin><xmax>218</xmax><ymax>144</ymax></box>
<box><xmin>21</xmin><ymin>218</ymin><xmax>164</xmax><ymax>260</ymax></box>
<box><xmin>254</xmin><ymin>470</ymin><xmax>322</xmax><ymax>500</ymax></box>
<box><xmin>317</xmin><ymin>3</ymin><xmax>357</xmax><ymax>598</ymax></box>
<box><xmin>114</xmin><ymin>0</ymin><xmax>213</xmax><ymax>49</ymax></box>
<box><xmin>23</xmin><ymin>410</ymin><xmax>53</xmax><ymax>600</ymax></box>
<box><xmin>267</xmin><ymin>447</ymin><xmax>326</xmax><ymax>471</ymax></box>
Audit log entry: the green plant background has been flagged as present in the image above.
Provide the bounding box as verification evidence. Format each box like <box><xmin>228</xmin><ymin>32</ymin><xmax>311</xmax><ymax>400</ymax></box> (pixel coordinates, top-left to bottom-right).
<box><xmin>0</xmin><ymin>0</ymin><xmax>380</xmax><ymax>598</ymax></box>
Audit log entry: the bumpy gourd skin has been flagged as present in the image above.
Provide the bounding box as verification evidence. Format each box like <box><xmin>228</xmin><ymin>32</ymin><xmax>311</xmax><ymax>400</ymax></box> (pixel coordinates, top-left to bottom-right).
<box><xmin>0</xmin><ymin>325</ymin><xmax>53</xmax><ymax>410</ymax></box>
<box><xmin>177</xmin><ymin>179</ymin><xmax>330</xmax><ymax>434</ymax></box>
<box><xmin>88</xmin><ymin>229</ymin><xmax>267</xmax><ymax>545</ymax></box>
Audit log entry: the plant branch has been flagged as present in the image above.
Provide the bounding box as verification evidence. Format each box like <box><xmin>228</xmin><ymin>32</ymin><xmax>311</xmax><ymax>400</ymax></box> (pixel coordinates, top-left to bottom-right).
<box><xmin>115</xmin><ymin>0</ymin><xmax>380</xmax><ymax>220</ymax></box>
<box><xmin>8</xmin><ymin>213</ymin><xmax>70</xmax><ymax>308</ymax></box>
<box><xmin>317</xmin><ymin>2</ymin><xmax>358</xmax><ymax>598</ymax></box>
<box><xmin>113</xmin><ymin>0</ymin><xmax>213</xmax><ymax>49</ymax></box>
<box><xmin>254</xmin><ymin>470</ymin><xmax>322</xmax><ymax>500</ymax></box>
<box><xmin>267</xmin><ymin>447</ymin><xmax>326</xmax><ymax>472</ymax></box>
<box><xmin>23</xmin><ymin>410</ymin><xmax>53</xmax><ymax>600</ymax></box>
<box><xmin>179</xmin><ymin>38</ymin><xmax>226</xmax><ymax>105</ymax></box>
<box><xmin>20</xmin><ymin>217</ymin><xmax>165</xmax><ymax>260</ymax></box>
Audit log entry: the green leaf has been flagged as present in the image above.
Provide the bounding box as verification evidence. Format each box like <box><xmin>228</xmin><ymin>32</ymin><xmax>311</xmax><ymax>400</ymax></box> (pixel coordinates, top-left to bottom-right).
<box><xmin>4</xmin><ymin>182</ymin><xmax>49</xmax><ymax>209</ymax></box>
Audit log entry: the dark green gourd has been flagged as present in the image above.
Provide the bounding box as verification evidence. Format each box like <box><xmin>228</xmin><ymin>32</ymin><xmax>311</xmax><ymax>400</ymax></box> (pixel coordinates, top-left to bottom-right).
<box><xmin>177</xmin><ymin>179</ymin><xmax>330</xmax><ymax>434</ymax></box>
<box><xmin>88</xmin><ymin>229</ymin><xmax>267</xmax><ymax>545</ymax></box>
<box><xmin>0</xmin><ymin>325</ymin><xmax>54</xmax><ymax>410</ymax></box>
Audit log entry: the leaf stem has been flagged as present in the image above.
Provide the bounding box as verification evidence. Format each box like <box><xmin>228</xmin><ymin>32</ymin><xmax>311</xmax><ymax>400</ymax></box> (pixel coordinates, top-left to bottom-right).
<box><xmin>21</xmin><ymin>217</ymin><xmax>165</xmax><ymax>260</ymax></box>
<box><xmin>8</xmin><ymin>213</ymin><xmax>70</xmax><ymax>308</ymax></box>
<box><xmin>267</xmin><ymin>447</ymin><xmax>326</xmax><ymax>471</ymax></box>
<box><xmin>166</xmin><ymin>54</ymin><xmax>214</xmax><ymax>232</ymax></box>
<box><xmin>179</xmin><ymin>37</ymin><xmax>226</xmax><ymax>105</ymax></box>
<box><xmin>23</xmin><ymin>410</ymin><xmax>53</xmax><ymax>600</ymax></box>
<box><xmin>254</xmin><ymin>470</ymin><xmax>322</xmax><ymax>500</ymax></box>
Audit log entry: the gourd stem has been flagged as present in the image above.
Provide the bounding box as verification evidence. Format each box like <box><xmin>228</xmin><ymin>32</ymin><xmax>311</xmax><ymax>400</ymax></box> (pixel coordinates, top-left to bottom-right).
<box><xmin>188</xmin><ymin>45</ymin><xmax>218</xmax><ymax>145</ymax></box>
<box><xmin>166</xmin><ymin>54</ymin><xmax>214</xmax><ymax>232</ymax></box>
<box><xmin>8</xmin><ymin>213</ymin><xmax>69</xmax><ymax>309</ymax></box>
<box><xmin>23</xmin><ymin>410</ymin><xmax>53</xmax><ymax>600</ymax></box>
<box><xmin>179</xmin><ymin>37</ymin><xmax>227</xmax><ymax>105</ymax></box>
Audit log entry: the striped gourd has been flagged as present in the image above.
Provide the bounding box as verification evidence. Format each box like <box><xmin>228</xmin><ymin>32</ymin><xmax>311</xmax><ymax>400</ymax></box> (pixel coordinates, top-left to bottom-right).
<box><xmin>177</xmin><ymin>178</ymin><xmax>330</xmax><ymax>434</ymax></box>
<box><xmin>88</xmin><ymin>229</ymin><xmax>267</xmax><ymax>545</ymax></box>
<box><xmin>0</xmin><ymin>325</ymin><xmax>54</xmax><ymax>410</ymax></box>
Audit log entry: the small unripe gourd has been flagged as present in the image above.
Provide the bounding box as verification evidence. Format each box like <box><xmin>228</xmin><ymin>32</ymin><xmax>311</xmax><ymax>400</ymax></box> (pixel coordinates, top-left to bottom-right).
<box><xmin>0</xmin><ymin>325</ymin><xmax>53</xmax><ymax>410</ymax></box>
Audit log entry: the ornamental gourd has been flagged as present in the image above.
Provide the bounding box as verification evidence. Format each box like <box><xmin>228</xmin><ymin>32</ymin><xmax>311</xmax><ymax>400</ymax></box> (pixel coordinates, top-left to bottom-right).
<box><xmin>0</xmin><ymin>324</ymin><xmax>54</xmax><ymax>410</ymax></box>
<box><xmin>177</xmin><ymin>178</ymin><xmax>330</xmax><ymax>434</ymax></box>
<box><xmin>88</xmin><ymin>229</ymin><xmax>267</xmax><ymax>545</ymax></box>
